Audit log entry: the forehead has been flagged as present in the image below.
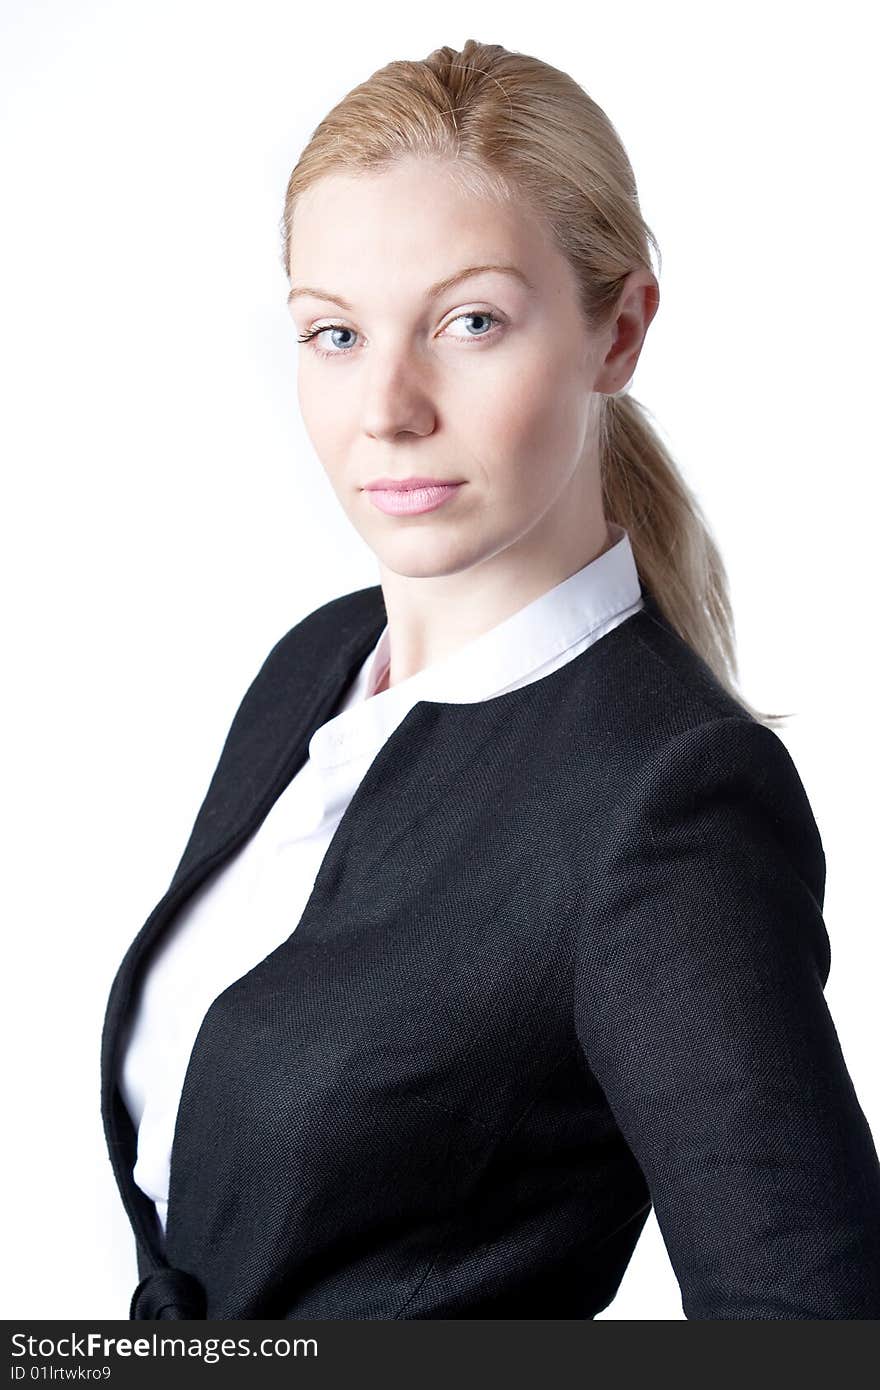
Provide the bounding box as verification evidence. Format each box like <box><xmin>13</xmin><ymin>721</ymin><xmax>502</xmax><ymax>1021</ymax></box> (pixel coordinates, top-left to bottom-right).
<box><xmin>288</xmin><ymin>160</ymin><xmax>557</xmax><ymax>290</ymax></box>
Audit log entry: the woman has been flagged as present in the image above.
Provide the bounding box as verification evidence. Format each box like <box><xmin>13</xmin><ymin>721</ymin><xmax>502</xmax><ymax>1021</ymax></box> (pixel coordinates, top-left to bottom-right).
<box><xmin>101</xmin><ymin>39</ymin><xmax>880</xmax><ymax>1320</ymax></box>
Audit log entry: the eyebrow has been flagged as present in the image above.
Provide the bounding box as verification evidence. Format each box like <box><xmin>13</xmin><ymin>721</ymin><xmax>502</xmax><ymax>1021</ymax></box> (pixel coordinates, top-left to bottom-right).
<box><xmin>286</xmin><ymin>263</ymin><xmax>533</xmax><ymax>309</ymax></box>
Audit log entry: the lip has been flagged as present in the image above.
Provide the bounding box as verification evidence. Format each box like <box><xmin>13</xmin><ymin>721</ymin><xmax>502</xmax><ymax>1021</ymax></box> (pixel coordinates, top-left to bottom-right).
<box><xmin>365</xmin><ymin>480</ymin><xmax>465</xmax><ymax>517</ymax></box>
<box><xmin>364</xmin><ymin>475</ymin><xmax>464</xmax><ymax>491</ymax></box>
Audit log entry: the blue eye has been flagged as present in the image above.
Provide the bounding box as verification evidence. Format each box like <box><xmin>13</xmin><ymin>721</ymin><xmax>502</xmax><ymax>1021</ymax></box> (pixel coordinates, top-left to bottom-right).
<box><xmin>296</xmin><ymin>310</ymin><xmax>503</xmax><ymax>359</ymax></box>
<box><xmin>296</xmin><ymin>324</ymin><xmax>358</xmax><ymax>356</ymax></box>
<box><xmin>444</xmin><ymin>310</ymin><xmax>498</xmax><ymax>339</ymax></box>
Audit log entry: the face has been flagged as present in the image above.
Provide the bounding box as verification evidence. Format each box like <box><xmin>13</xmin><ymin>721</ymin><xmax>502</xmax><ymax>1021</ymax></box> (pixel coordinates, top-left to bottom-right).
<box><xmin>287</xmin><ymin>156</ymin><xmax>653</xmax><ymax>583</ymax></box>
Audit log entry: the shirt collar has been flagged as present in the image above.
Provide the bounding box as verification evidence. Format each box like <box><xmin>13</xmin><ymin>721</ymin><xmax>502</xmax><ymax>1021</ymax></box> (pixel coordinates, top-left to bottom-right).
<box><xmin>309</xmin><ymin>522</ymin><xmax>641</xmax><ymax>771</ymax></box>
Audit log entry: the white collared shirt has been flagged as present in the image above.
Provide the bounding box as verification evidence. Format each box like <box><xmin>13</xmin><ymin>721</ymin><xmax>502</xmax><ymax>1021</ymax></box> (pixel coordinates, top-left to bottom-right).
<box><xmin>118</xmin><ymin>523</ymin><xmax>643</xmax><ymax>1239</ymax></box>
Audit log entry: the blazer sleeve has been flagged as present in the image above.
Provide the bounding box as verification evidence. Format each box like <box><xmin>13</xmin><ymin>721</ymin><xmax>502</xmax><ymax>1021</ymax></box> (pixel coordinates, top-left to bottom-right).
<box><xmin>572</xmin><ymin>715</ymin><xmax>880</xmax><ymax>1318</ymax></box>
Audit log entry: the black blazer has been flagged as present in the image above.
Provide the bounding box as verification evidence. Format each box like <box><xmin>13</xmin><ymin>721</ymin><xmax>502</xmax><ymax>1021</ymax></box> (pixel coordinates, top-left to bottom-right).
<box><xmin>100</xmin><ymin>583</ymin><xmax>880</xmax><ymax>1320</ymax></box>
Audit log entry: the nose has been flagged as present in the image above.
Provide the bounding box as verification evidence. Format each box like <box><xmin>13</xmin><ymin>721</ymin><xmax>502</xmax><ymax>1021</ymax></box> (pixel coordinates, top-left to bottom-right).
<box><xmin>361</xmin><ymin>357</ymin><xmax>436</xmax><ymax>442</ymax></box>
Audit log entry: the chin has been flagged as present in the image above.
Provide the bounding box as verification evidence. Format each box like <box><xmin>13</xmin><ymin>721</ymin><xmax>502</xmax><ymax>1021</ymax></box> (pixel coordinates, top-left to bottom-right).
<box><xmin>376</xmin><ymin>539</ymin><xmax>484</xmax><ymax>581</ymax></box>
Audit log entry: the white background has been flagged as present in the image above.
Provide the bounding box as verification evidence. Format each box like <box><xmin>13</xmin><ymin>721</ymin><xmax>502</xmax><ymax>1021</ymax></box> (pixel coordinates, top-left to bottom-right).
<box><xmin>2</xmin><ymin>0</ymin><xmax>877</xmax><ymax>1321</ymax></box>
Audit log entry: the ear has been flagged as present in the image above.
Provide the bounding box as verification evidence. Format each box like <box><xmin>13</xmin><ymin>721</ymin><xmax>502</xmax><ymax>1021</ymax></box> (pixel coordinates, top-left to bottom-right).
<box><xmin>593</xmin><ymin>269</ymin><xmax>660</xmax><ymax>396</ymax></box>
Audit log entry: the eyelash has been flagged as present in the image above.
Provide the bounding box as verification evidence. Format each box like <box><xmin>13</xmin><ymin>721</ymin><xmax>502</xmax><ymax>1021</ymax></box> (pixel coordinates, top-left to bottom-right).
<box><xmin>296</xmin><ymin>310</ymin><xmax>504</xmax><ymax>359</ymax></box>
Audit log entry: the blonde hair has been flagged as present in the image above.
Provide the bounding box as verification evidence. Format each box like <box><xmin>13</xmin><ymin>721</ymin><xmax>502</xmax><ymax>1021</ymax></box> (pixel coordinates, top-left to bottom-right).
<box><xmin>279</xmin><ymin>39</ymin><xmax>790</xmax><ymax>727</ymax></box>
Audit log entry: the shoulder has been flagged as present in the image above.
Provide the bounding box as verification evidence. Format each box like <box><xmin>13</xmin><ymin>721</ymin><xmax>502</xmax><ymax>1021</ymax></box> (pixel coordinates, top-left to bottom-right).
<box><xmin>595</xmin><ymin>593</ymin><xmax>810</xmax><ymax>797</ymax></box>
<box><xmin>596</xmin><ymin>710</ymin><xmax>828</xmax><ymax>959</ymax></box>
<box><xmin>607</xmin><ymin>589</ymin><xmax>754</xmax><ymax>728</ymax></box>
<box><xmin>218</xmin><ymin>582</ymin><xmax>385</xmax><ymax>742</ymax></box>
<box><xmin>578</xmin><ymin>595</ymin><xmax>827</xmax><ymax>908</ymax></box>
<box><xmin>231</xmin><ymin>584</ymin><xmax>385</xmax><ymax>717</ymax></box>
<box><xmin>163</xmin><ymin>585</ymin><xmax>386</xmax><ymax>889</ymax></box>
<box><xmin>259</xmin><ymin>584</ymin><xmax>386</xmax><ymax>679</ymax></box>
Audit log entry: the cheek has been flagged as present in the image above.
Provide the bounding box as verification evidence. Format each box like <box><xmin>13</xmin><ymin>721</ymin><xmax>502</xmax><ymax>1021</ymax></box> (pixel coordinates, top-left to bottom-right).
<box><xmin>298</xmin><ymin>369</ymin><xmax>334</xmax><ymax>444</ymax></box>
<box><xmin>298</xmin><ymin>373</ymin><xmax>351</xmax><ymax>481</ymax></box>
<box><xmin>481</xmin><ymin>355</ymin><xmax>587</xmax><ymax>497</ymax></box>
